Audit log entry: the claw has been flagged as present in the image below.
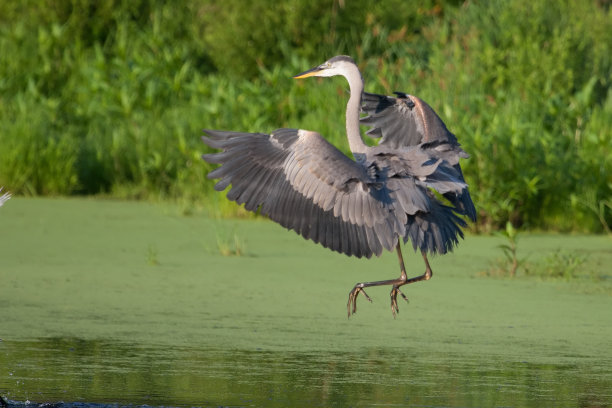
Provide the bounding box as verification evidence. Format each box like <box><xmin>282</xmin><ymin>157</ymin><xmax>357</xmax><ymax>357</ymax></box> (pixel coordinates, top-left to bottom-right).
<box><xmin>390</xmin><ymin>286</ymin><xmax>409</xmax><ymax>318</ymax></box>
<box><xmin>345</xmin><ymin>242</ymin><xmax>427</xmax><ymax>318</ymax></box>
<box><xmin>398</xmin><ymin>287</ymin><xmax>409</xmax><ymax>303</ymax></box>
<box><xmin>347</xmin><ymin>285</ymin><xmax>372</xmax><ymax>318</ymax></box>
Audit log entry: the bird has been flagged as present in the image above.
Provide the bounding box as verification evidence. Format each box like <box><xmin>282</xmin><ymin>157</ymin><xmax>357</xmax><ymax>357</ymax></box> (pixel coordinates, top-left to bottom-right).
<box><xmin>201</xmin><ymin>55</ymin><xmax>475</xmax><ymax>317</ymax></box>
<box><xmin>0</xmin><ymin>187</ymin><xmax>10</xmax><ymax>207</ymax></box>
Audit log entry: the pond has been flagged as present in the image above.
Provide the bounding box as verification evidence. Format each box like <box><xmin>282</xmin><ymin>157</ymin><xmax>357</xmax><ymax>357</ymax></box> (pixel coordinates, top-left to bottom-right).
<box><xmin>2</xmin><ymin>337</ymin><xmax>610</xmax><ymax>407</ymax></box>
<box><xmin>1</xmin><ymin>199</ymin><xmax>611</xmax><ymax>407</ymax></box>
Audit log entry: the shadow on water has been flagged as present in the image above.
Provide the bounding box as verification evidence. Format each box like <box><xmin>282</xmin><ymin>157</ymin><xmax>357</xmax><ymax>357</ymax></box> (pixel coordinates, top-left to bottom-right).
<box><xmin>1</xmin><ymin>338</ymin><xmax>610</xmax><ymax>408</ymax></box>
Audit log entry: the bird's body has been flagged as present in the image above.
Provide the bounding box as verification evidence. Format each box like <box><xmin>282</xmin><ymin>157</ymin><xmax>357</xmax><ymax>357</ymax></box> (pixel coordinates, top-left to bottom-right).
<box><xmin>202</xmin><ymin>56</ymin><xmax>475</xmax><ymax>317</ymax></box>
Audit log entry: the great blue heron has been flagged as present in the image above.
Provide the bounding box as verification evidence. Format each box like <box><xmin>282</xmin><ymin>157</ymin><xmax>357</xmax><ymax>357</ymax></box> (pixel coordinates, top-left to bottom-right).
<box><xmin>202</xmin><ymin>55</ymin><xmax>475</xmax><ymax>317</ymax></box>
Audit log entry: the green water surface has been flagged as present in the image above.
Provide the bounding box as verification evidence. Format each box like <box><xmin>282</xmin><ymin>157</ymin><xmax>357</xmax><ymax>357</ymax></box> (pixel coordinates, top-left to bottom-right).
<box><xmin>1</xmin><ymin>198</ymin><xmax>611</xmax><ymax>407</ymax></box>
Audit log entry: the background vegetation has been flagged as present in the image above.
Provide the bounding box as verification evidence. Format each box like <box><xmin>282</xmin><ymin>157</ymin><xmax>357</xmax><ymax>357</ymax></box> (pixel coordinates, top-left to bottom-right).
<box><xmin>0</xmin><ymin>0</ymin><xmax>610</xmax><ymax>232</ymax></box>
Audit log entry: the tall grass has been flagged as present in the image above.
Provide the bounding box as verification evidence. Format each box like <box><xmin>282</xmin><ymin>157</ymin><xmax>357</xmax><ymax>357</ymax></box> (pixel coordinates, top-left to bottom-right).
<box><xmin>0</xmin><ymin>0</ymin><xmax>610</xmax><ymax>232</ymax></box>
<box><xmin>422</xmin><ymin>0</ymin><xmax>612</xmax><ymax>232</ymax></box>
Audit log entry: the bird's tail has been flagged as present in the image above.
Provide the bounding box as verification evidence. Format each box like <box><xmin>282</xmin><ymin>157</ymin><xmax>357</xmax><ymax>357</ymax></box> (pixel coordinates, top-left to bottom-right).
<box><xmin>404</xmin><ymin>200</ymin><xmax>467</xmax><ymax>255</ymax></box>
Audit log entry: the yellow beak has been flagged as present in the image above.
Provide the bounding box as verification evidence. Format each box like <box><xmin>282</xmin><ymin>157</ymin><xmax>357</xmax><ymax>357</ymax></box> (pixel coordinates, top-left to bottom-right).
<box><xmin>293</xmin><ymin>66</ymin><xmax>323</xmax><ymax>79</ymax></box>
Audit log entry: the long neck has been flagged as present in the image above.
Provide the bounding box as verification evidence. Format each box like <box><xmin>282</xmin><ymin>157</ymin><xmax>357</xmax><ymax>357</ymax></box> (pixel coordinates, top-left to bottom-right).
<box><xmin>344</xmin><ymin>67</ymin><xmax>367</xmax><ymax>160</ymax></box>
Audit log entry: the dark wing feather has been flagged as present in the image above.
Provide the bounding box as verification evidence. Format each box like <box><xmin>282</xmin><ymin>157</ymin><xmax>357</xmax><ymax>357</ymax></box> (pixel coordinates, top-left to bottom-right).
<box><xmin>201</xmin><ymin>128</ymin><xmax>404</xmax><ymax>258</ymax></box>
<box><xmin>361</xmin><ymin>92</ymin><xmax>476</xmax><ymax>221</ymax></box>
<box><xmin>361</xmin><ymin>92</ymin><xmax>458</xmax><ymax>147</ymax></box>
<box><xmin>366</xmin><ymin>154</ymin><xmax>466</xmax><ymax>255</ymax></box>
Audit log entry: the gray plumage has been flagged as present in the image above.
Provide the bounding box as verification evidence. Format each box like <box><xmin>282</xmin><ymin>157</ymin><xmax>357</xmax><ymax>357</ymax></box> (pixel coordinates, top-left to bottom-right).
<box><xmin>202</xmin><ymin>127</ymin><xmax>467</xmax><ymax>258</ymax></box>
<box><xmin>201</xmin><ymin>55</ymin><xmax>475</xmax><ymax>317</ymax></box>
<box><xmin>360</xmin><ymin>91</ymin><xmax>477</xmax><ymax>222</ymax></box>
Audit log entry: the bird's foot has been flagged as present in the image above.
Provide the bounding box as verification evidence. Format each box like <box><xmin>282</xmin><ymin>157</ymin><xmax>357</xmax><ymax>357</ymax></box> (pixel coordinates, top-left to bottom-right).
<box><xmin>347</xmin><ymin>284</ymin><xmax>372</xmax><ymax>318</ymax></box>
<box><xmin>390</xmin><ymin>286</ymin><xmax>409</xmax><ymax>318</ymax></box>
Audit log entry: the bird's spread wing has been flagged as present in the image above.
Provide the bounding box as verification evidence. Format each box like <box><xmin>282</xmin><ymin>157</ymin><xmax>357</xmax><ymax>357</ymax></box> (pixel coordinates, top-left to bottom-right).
<box><xmin>0</xmin><ymin>187</ymin><xmax>11</xmax><ymax>207</ymax></box>
<box><xmin>360</xmin><ymin>92</ymin><xmax>458</xmax><ymax>148</ymax></box>
<box><xmin>202</xmin><ymin>129</ymin><xmax>405</xmax><ymax>258</ymax></box>
<box><xmin>361</xmin><ymin>92</ymin><xmax>476</xmax><ymax>221</ymax></box>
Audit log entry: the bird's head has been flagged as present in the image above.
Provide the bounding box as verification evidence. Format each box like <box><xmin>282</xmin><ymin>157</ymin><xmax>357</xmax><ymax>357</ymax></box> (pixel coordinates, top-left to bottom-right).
<box><xmin>293</xmin><ymin>55</ymin><xmax>357</xmax><ymax>79</ymax></box>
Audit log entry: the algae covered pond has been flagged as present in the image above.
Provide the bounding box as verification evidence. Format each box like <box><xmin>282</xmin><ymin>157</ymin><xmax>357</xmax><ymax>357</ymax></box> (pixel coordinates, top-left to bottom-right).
<box><xmin>1</xmin><ymin>198</ymin><xmax>611</xmax><ymax>407</ymax></box>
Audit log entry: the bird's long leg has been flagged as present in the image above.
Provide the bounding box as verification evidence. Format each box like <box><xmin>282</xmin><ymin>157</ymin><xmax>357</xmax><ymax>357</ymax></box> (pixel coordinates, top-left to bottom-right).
<box><xmin>389</xmin><ymin>249</ymin><xmax>433</xmax><ymax>317</ymax></box>
<box><xmin>347</xmin><ymin>244</ymin><xmax>433</xmax><ymax>318</ymax></box>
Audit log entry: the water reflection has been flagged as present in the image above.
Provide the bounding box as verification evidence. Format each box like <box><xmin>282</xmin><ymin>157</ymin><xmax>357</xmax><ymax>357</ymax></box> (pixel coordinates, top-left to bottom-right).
<box><xmin>1</xmin><ymin>338</ymin><xmax>610</xmax><ymax>407</ymax></box>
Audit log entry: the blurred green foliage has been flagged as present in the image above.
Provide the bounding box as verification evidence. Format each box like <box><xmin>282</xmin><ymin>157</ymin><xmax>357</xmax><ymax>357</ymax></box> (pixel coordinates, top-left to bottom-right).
<box><xmin>0</xmin><ymin>0</ymin><xmax>610</xmax><ymax>232</ymax></box>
